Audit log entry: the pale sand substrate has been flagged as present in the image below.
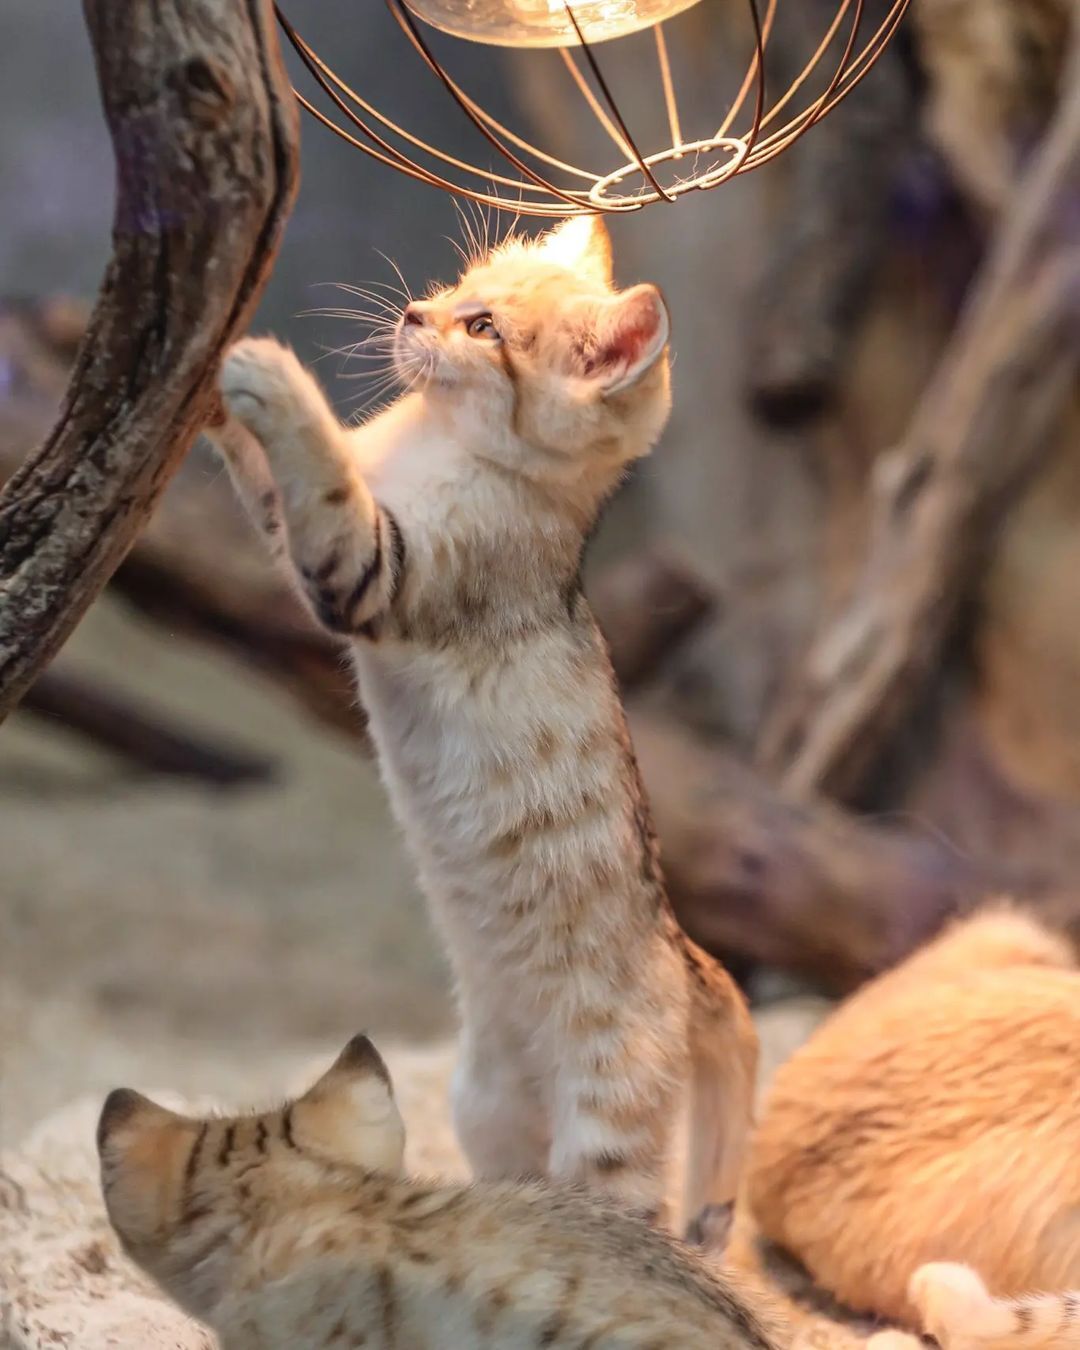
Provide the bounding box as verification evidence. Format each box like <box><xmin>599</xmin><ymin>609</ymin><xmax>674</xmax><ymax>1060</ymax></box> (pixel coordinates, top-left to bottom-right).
<box><xmin>0</xmin><ymin>1006</ymin><xmax>827</xmax><ymax>1350</ymax></box>
<box><xmin>0</xmin><ymin>592</ymin><xmax>830</xmax><ymax>1348</ymax></box>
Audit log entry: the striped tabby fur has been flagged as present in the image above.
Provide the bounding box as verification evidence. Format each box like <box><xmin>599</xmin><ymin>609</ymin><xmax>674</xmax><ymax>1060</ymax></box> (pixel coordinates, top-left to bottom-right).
<box><xmin>97</xmin><ymin>1035</ymin><xmax>783</xmax><ymax>1350</ymax></box>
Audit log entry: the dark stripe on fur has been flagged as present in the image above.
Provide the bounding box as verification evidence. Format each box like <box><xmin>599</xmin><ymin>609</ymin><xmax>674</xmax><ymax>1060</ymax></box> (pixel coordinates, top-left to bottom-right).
<box><xmin>384</xmin><ymin>506</ymin><xmax>407</xmax><ymax>606</ymax></box>
<box><xmin>498</xmin><ymin>343</ymin><xmax>523</xmax><ymax>436</ymax></box>
<box><xmin>311</xmin><ymin>549</ymin><xmax>341</xmax><ymax>584</ymax></box>
<box><xmin>217</xmin><ymin>1124</ymin><xmax>236</xmax><ymax>1168</ymax></box>
<box><xmin>180</xmin><ymin>1123</ymin><xmax>208</xmax><ymax>1218</ymax></box>
<box><xmin>346</xmin><ymin>512</ymin><xmax>383</xmax><ymax>619</ymax></box>
<box><xmin>377</xmin><ymin>1264</ymin><xmax>397</xmax><ymax>1349</ymax></box>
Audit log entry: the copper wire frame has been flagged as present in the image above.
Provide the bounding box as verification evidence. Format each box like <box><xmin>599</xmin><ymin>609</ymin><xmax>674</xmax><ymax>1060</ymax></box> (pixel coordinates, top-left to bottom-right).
<box><xmin>274</xmin><ymin>0</ymin><xmax>912</xmax><ymax>219</ymax></box>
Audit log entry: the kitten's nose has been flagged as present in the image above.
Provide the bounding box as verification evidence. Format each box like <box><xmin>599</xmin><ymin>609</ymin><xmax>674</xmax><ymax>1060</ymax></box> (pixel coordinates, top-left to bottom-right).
<box><xmin>402</xmin><ymin>303</ymin><xmax>428</xmax><ymax>327</ymax></box>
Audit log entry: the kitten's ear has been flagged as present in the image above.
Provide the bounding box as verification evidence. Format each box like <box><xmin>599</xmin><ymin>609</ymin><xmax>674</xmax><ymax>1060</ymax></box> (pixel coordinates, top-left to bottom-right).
<box><xmin>583</xmin><ymin>284</ymin><xmax>670</xmax><ymax>395</ymax></box>
<box><xmin>297</xmin><ymin>1034</ymin><xmax>406</xmax><ymax>1174</ymax></box>
<box><xmin>97</xmin><ymin>1087</ymin><xmax>177</xmax><ymax>1157</ymax></box>
<box><xmin>97</xmin><ymin>1089</ymin><xmax>200</xmax><ymax>1248</ymax></box>
<box><xmin>537</xmin><ymin>214</ymin><xmax>614</xmax><ymax>287</ymax></box>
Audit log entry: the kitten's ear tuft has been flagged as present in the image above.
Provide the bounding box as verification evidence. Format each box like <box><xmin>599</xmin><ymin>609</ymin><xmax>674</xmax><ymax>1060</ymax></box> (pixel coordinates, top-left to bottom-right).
<box><xmin>585</xmin><ymin>284</ymin><xmax>670</xmax><ymax>395</ymax></box>
<box><xmin>538</xmin><ymin>214</ymin><xmax>614</xmax><ymax>287</ymax></box>
<box><xmin>97</xmin><ymin>1088</ymin><xmax>171</xmax><ymax>1156</ymax></box>
<box><xmin>329</xmin><ymin>1033</ymin><xmax>393</xmax><ymax>1089</ymax></box>
<box><xmin>298</xmin><ymin>1035</ymin><xmax>406</xmax><ymax>1174</ymax></box>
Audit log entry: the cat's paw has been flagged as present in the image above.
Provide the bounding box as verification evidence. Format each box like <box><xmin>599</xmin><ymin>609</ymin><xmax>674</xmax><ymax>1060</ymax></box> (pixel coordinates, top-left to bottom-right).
<box><xmin>865</xmin><ymin>1331</ymin><xmax>922</xmax><ymax>1350</ymax></box>
<box><xmin>219</xmin><ymin>337</ymin><xmax>311</xmax><ymax>438</ymax></box>
<box><xmin>909</xmin><ymin>1263</ymin><xmax>992</xmax><ymax>1340</ymax></box>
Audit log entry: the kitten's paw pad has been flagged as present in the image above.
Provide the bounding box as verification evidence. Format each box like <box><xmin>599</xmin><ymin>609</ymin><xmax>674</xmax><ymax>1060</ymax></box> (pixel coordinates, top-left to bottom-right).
<box><xmin>909</xmin><ymin>1263</ymin><xmax>992</xmax><ymax>1337</ymax></box>
<box><xmin>866</xmin><ymin>1331</ymin><xmax>923</xmax><ymax>1350</ymax></box>
<box><xmin>220</xmin><ymin>337</ymin><xmax>308</xmax><ymax>429</ymax></box>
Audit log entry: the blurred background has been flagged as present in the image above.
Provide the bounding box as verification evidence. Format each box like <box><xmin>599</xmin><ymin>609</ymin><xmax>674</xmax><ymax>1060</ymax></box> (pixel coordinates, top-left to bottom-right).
<box><xmin>1</xmin><ymin>0</ymin><xmax>1076</xmax><ymax>1145</ymax></box>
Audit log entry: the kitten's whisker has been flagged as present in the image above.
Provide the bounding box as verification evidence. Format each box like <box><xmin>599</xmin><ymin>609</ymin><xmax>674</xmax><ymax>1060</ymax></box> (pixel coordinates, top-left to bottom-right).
<box><xmin>452</xmin><ymin>198</ymin><xmax>482</xmax><ymax>270</ymax></box>
<box><xmin>300</xmin><ymin>306</ymin><xmax>401</xmax><ymax>328</ymax></box>
<box><xmin>372</xmin><ymin>251</ymin><xmax>413</xmax><ymax>306</ymax></box>
<box><xmin>313</xmin><ymin>292</ymin><xmax>403</xmax><ymax>317</ymax></box>
<box><xmin>445</xmin><ymin>235</ymin><xmax>472</xmax><ymax>268</ymax></box>
<box><xmin>323</xmin><ymin>279</ymin><xmax>407</xmax><ymax>303</ymax></box>
<box><xmin>344</xmin><ymin>365</ymin><xmax>413</xmax><ymax>421</ymax></box>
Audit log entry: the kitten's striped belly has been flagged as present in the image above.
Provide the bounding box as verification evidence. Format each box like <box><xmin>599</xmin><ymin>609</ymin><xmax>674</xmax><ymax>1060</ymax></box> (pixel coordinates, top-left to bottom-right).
<box><xmin>353</xmin><ymin>637</ymin><xmax>647</xmax><ymax>983</ymax></box>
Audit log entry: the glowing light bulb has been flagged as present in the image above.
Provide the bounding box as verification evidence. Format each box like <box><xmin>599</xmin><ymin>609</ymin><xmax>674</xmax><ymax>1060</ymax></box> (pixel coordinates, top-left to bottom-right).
<box><xmin>403</xmin><ymin>0</ymin><xmax>704</xmax><ymax>49</ymax></box>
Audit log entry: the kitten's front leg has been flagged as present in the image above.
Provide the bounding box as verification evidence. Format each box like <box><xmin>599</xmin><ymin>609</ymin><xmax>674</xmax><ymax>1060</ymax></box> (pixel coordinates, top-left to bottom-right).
<box><xmin>216</xmin><ymin>337</ymin><xmax>404</xmax><ymax>636</ymax></box>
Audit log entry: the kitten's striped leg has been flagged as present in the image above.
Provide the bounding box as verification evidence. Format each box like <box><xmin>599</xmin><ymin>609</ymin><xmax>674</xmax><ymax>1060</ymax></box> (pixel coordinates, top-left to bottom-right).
<box><xmin>548</xmin><ymin>1014</ymin><xmax>682</xmax><ymax>1228</ymax></box>
<box><xmin>216</xmin><ymin>337</ymin><xmax>404</xmax><ymax>636</ymax></box>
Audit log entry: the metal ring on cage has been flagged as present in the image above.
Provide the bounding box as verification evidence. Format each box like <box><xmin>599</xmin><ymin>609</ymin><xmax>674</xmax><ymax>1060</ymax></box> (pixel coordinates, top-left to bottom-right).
<box><xmin>274</xmin><ymin>0</ymin><xmax>913</xmax><ymax>218</ymax></box>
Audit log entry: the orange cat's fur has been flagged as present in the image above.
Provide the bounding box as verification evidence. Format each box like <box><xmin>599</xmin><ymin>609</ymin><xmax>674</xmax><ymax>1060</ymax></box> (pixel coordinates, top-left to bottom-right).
<box><xmin>742</xmin><ymin>906</ymin><xmax>1080</xmax><ymax>1329</ymax></box>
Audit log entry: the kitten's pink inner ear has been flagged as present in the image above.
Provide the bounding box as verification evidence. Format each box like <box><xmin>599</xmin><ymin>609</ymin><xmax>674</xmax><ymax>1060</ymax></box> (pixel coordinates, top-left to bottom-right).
<box><xmin>590</xmin><ymin>285</ymin><xmax>670</xmax><ymax>395</ymax></box>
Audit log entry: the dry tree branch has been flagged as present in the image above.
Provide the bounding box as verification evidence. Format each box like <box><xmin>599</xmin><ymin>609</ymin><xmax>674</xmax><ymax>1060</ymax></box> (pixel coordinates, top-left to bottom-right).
<box><xmin>758</xmin><ymin>26</ymin><xmax>1080</xmax><ymax>804</ymax></box>
<box><xmin>0</xmin><ymin>0</ymin><xmax>300</xmax><ymax>721</ymax></box>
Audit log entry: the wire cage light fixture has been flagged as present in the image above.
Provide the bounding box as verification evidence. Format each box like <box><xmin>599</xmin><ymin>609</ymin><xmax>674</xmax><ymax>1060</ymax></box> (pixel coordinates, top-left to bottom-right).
<box><xmin>275</xmin><ymin>0</ymin><xmax>913</xmax><ymax>219</ymax></box>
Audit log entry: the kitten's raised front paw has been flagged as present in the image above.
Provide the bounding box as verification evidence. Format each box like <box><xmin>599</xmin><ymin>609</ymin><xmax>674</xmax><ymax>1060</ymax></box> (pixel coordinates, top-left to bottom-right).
<box><xmin>219</xmin><ymin>337</ymin><xmax>311</xmax><ymax>439</ymax></box>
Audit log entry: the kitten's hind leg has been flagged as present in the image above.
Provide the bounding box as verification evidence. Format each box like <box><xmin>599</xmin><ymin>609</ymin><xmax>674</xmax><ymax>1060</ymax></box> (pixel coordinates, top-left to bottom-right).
<box><xmin>548</xmin><ymin>1004</ymin><xmax>683</xmax><ymax>1229</ymax></box>
<box><xmin>452</xmin><ymin>1027</ymin><xmax>549</xmax><ymax>1182</ymax></box>
<box><xmin>216</xmin><ymin>337</ymin><xmax>405</xmax><ymax>637</ymax></box>
<box><xmin>682</xmin><ymin>946</ymin><xmax>757</xmax><ymax>1252</ymax></box>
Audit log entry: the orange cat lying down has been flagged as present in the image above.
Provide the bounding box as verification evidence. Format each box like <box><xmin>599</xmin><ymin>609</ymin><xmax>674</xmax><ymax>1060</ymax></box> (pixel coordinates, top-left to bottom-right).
<box><xmin>743</xmin><ymin>906</ymin><xmax>1080</xmax><ymax>1333</ymax></box>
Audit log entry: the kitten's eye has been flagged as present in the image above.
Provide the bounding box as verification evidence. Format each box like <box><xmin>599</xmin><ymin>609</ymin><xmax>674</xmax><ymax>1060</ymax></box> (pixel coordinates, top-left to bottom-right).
<box><xmin>466</xmin><ymin>313</ymin><xmax>499</xmax><ymax>340</ymax></box>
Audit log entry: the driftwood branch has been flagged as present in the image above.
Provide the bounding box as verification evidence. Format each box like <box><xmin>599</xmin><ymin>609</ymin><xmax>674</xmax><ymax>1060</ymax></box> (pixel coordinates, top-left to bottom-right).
<box><xmin>23</xmin><ymin>668</ymin><xmax>276</xmax><ymax>786</ymax></box>
<box><xmin>759</xmin><ymin>30</ymin><xmax>1080</xmax><ymax>803</ymax></box>
<box><xmin>0</xmin><ymin>0</ymin><xmax>299</xmax><ymax>721</ymax></box>
<box><xmin>631</xmin><ymin>711</ymin><xmax>1006</xmax><ymax>991</ymax></box>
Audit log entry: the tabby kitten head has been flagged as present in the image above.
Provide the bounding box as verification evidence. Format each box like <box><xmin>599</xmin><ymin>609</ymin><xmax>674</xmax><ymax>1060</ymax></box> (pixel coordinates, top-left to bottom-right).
<box><xmin>394</xmin><ymin>214</ymin><xmax>672</xmax><ymax>478</ymax></box>
<box><xmin>97</xmin><ymin>1034</ymin><xmax>405</xmax><ymax>1314</ymax></box>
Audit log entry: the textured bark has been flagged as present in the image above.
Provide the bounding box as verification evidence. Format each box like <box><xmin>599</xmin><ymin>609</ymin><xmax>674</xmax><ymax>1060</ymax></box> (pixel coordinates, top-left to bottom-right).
<box><xmin>631</xmin><ymin>711</ymin><xmax>1007</xmax><ymax>992</ymax></box>
<box><xmin>759</xmin><ymin>30</ymin><xmax>1080</xmax><ymax>804</ymax></box>
<box><xmin>0</xmin><ymin>0</ymin><xmax>299</xmax><ymax>720</ymax></box>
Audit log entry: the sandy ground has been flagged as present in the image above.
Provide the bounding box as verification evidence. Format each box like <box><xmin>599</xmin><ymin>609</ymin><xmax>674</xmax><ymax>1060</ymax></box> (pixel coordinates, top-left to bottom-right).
<box><xmin>0</xmin><ymin>581</ymin><xmax>829</xmax><ymax>1148</ymax></box>
<box><xmin>0</xmin><ymin>588</ymin><xmax>453</xmax><ymax>1146</ymax></box>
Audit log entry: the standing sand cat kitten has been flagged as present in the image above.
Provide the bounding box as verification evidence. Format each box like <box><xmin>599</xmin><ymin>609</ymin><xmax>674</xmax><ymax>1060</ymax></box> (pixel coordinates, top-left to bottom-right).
<box><xmin>737</xmin><ymin>905</ymin><xmax>1080</xmax><ymax>1327</ymax></box>
<box><xmin>97</xmin><ymin>1034</ymin><xmax>783</xmax><ymax>1350</ymax></box>
<box><xmin>209</xmin><ymin>215</ymin><xmax>756</xmax><ymax>1241</ymax></box>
